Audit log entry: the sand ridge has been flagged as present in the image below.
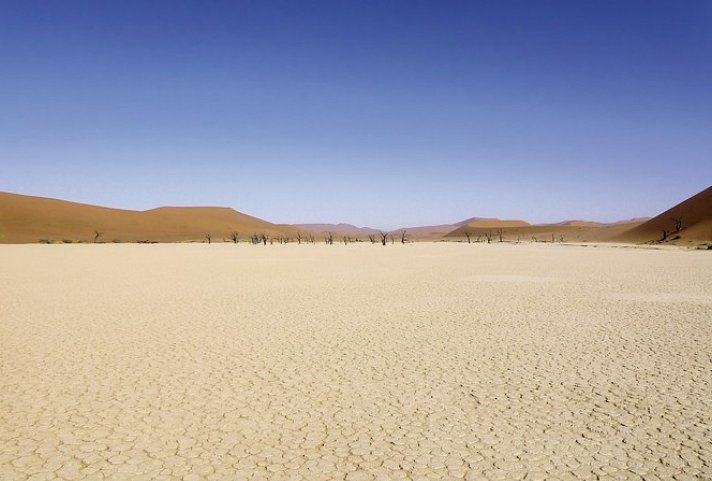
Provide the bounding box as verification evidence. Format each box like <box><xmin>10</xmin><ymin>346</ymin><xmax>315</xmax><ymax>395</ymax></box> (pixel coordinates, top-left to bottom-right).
<box><xmin>1</xmin><ymin>243</ymin><xmax>711</xmax><ymax>481</ymax></box>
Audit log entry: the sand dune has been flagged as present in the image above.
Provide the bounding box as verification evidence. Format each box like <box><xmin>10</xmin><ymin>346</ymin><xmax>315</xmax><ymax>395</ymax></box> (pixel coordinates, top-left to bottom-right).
<box><xmin>1</xmin><ymin>243</ymin><xmax>710</xmax><ymax>480</ymax></box>
<box><xmin>444</xmin><ymin>220</ymin><xmax>644</xmax><ymax>243</ymax></box>
<box><xmin>2</xmin><ymin>188</ymin><xmax>708</xmax><ymax>244</ymax></box>
<box><xmin>0</xmin><ymin>192</ymin><xmax>299</xmax><ymax>243</ymax></box>
<box><xmin>614</xmin><ymin>185</ymin><xmax>712</xmax><ymax>244</ymax></box>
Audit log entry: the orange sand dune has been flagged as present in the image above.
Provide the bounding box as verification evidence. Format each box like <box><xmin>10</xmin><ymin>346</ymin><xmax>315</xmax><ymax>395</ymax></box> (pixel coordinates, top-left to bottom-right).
<box><xmin>614</xmin><ymin>185</ymin><xmax>712</xmax><ymax>244</ymax></box>
<box><xmin>0</xmin><ymin>192</ymin><xmax>300</xmax><ymax>243</ymax></box>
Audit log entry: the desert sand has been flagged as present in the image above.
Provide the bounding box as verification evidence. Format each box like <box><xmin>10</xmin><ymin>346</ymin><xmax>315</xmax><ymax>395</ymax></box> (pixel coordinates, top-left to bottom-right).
<box><xmin>1</xmin><ymin>243</ymin><xmax>711</xmax><ymax>481</ymax></box>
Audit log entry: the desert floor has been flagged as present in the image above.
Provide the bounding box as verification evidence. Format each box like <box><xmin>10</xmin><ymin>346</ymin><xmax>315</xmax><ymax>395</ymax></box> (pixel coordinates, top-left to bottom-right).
<box><xmin>1</xmin><ymin>243</ymin><xmax>711</xmax><ymax>481</ymax></box>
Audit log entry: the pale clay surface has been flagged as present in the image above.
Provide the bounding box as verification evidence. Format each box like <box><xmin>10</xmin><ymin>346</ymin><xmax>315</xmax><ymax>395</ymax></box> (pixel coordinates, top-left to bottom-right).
<box><xmin>1</xmin><ymin>243</ymin><xmax>711</xmax><ymax>481</ymax></box>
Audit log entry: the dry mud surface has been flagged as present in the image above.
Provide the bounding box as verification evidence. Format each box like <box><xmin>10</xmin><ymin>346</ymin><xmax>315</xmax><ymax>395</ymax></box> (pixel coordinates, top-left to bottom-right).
<box><xmin>1</xmin><ymin>243</ymin><xmax>711</xmax><ymax>481</ymax></box>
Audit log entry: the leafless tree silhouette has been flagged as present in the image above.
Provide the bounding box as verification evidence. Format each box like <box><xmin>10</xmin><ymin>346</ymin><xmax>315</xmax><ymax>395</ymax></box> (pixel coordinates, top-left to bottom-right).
<box><xmin>230</xmin><ymin>232</ymin><xmax>239</xmax><ymax>244</ymax></box>
<box><xmin>325</xmin><ymin>232</ymin><xmax>334</xmax><ymax>245</ymax></box>
<box><xmin>497</xmin><ymin>229</ymin><xmax>503</xmax><ymax>242</ymax></box>
<box><xmin>400</xmin><ymin>229</ymin><xmax>408</xmax><ymax>244</ymax></box>
<box><xmin>660</xmin><ymin>230</ymin><xmax>668</xmax><ymax>242</ymax></box>
<box><xmin>464</xmin><ymin>231</ymin><xmax>471</xmax><ymax>244</ymax></box>
<box><xmin>205</xmin><ymin>233</ymin><xmax>211</xmax><ymax>244</ymax></box>
<box><xmin>672</xmin><ymin>216</ymin><xmax>683</xmax><ymax>233</ymax></box>
<box><xmin>368</xmin><ymin>234</ymin><xmax>376</xmax><ymax>244</ymax></box>
<box><xmin>296</xmin><ymin>232</ymin><xmax>302</xmax><ymax>244</ymax></box>
<box><xmin>379</xmin><ymin>231</ymin><xmax>389</xmax><ymax>246</ymax></box>
<box><xmin>261</xmin><ymin>234</ymin><xmax>268</xmax><ymax>245</ymax></box>
<box><xmin>93</xmin><ymin>230</ymin><xmax>103</xmax><ymax>243</ymax></box>
<box><xmin>484</xmin><ymin>231</ymin><xmax>492</xmax><ymax>244</ymax></box>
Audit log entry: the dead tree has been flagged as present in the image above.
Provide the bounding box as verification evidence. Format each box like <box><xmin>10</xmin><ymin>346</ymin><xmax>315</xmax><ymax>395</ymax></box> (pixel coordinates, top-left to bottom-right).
<box><xmin>368</xmin><ymin>234</ymin><xmax>376</xmax><ymax>244</ymax></box>
<box><xmin>497</xmin><ymin>229</ymin><xmax>503</xmax><ymax>242</ymax></box>
<box><xmin>379</xmin><ymin>231</ymin><xmax>389</xmax><ymax>246</ymax></box>
<box><xmin>343</xmin><ymin>236</ymin><xmax>348</xmax><ymax>245</ymax></box>
<box><xmin>261</xmin><ymin>234</ymin><xmax>268</xmax><ymax>245</ymax></box>
<box><xmin>93</xmin><ymin>230</ymin><xmax>103</xmax><ymax>243</ymax></box>
<box><xmin>325</xmin><ymin>232</ymin><xmax>334</xmax><ymax>245</ymax></box>
<box><xmin>464</xmin><ymin>231</ymin><xmax>471</xmax><ymax>244</ymax></box>
<box><xmin>484</xmin><ymin>231</ymin><xmax>492</xmax><ymax>244</ymax></box>
<box><xmin>660</xmin><ymin>230</ymin><xmax>668</xmax><ymax>242</ymax></box>
<box><xmin>205</xmin><ymin>233</ymin><xmax>212</xmax><ymax>244</ymax></box>
<box><xmin>672</xmin><ymin>217</ymin><xmax>683</xmax><ymax>233</ymax></box>
<box><xmin>230</xmin><ymin>232</ymin><xmax>239</xmax><ymax>244</ymax></box>
<box><xmin>400</xmin><ymin>229</ymin><xmax>408</xmax><ymax>244</ymax></box>
<box><xmin>296</xmin><ymin>232</ymin><xmax>302</xmax><ymax>244</ymax></box>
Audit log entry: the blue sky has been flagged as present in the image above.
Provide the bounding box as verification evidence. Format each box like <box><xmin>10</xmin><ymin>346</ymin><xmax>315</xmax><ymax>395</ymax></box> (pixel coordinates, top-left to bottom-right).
<box><xmin>1</xmin><ymin>1</ymin><xmax>710</xmax><ymax>228</ymax></box>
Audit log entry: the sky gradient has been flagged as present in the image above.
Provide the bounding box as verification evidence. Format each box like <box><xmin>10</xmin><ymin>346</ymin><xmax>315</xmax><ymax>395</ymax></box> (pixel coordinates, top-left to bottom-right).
<box><xmin>1</xmin><ymin>1</ymin><xmax>711</xmax><ymax>228</ymax></box>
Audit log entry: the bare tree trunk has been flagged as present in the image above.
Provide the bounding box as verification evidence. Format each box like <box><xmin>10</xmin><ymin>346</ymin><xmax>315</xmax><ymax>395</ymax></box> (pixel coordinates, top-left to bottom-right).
<box><xmin>379</xmin><ymin>231</ymin><xmax>388</xmax><ymax>246</ymax></box>
<box><xmin>465</xmin><ymin>231</ymin><xmax>471</xmax><ymax>243</ymax></box>
<box><xmin>400</xmin><ymin>229</ymin><xmax>407</xmax><ymax>244</ymax></box>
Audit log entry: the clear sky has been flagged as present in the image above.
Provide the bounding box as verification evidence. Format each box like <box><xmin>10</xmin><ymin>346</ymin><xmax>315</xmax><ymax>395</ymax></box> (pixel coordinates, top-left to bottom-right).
<box><xmin>1</xmin><ymin>1</ymin><xmax>711</xmax><ymax>228</ymax></box>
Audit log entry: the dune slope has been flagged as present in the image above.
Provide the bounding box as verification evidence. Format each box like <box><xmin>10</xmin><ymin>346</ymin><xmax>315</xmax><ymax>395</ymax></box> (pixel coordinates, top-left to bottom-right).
<box><xmin>614</xmin><ymin>185</ymin><xmax>712</xmax><ymax>243</ymax></box>
<box><xmin>0</xmin><ymin>192</ymin><xmax>299</xmax><ymax>243</ymax></box>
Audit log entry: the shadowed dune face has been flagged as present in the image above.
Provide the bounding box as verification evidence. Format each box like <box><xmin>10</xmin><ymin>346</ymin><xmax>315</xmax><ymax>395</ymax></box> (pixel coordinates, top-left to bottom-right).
<box><xmin>1</xmin><ymin>243</ymin><xmax>711</xmax><ymax>481</ymax></box>
<box><xmin>613</xmin><ymin>185</ymin><xmax>712</xmax><ymax>244</ymax></box>
<box><xmin>0</xmin><ymin>192</ymin><xmax>300</xmax><ymax>243</ymax></box>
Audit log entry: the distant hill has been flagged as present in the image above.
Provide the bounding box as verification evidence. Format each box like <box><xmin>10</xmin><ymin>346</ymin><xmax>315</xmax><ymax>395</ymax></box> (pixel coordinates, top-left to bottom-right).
<box><xmin>294</xmin><ymin>223</ymin><xmax>380</xmax><ymax>238</ymax></box>
<box><xmin>445</xmin><ymin>219</ymin><xmax>644</xmax><ymax>243</ymax></box>
<box><xmin>537</xmin><ymin>220</ymin><xmax>606</xmax><ymax>228</ymax></box>
<box><xmin>0</xmin><ymin>192</ymin><xmax>299</xmax><ymax>243</ymax></box>
<box><xmin>613</xmin><ymin>186</ymin><xmax>712</xmax><ymax>244</ymax></box>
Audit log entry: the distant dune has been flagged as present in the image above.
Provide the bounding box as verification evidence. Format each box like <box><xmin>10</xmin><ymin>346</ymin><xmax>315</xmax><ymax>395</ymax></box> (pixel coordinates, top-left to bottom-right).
<box><xmin>445</xmin><ymin>220</ymin><xmax>645</xmax><ymax>243</ymax></box>
<box><xmin>0</xmin><ymin>192</ymin><xmax>299</xmax><ymax>243</ymax></box>
<box><xmin>2</xmin><ymin>188</ymin><xmax>709</xmax><ymax>244</ymax></box>
<box><xmin>537</xmin><ymin>220</ymin><xmax>606</xmax><ymax>228</ymax></box>
<box><xmin>613</xmin><ymin>185</ymin><xmax>712</xmax><ymax>244</ymax></box>
<box><xmin>295</xmin><ymin>223</ymin><xmax>380</xmax><ymax>238</ymax></box>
